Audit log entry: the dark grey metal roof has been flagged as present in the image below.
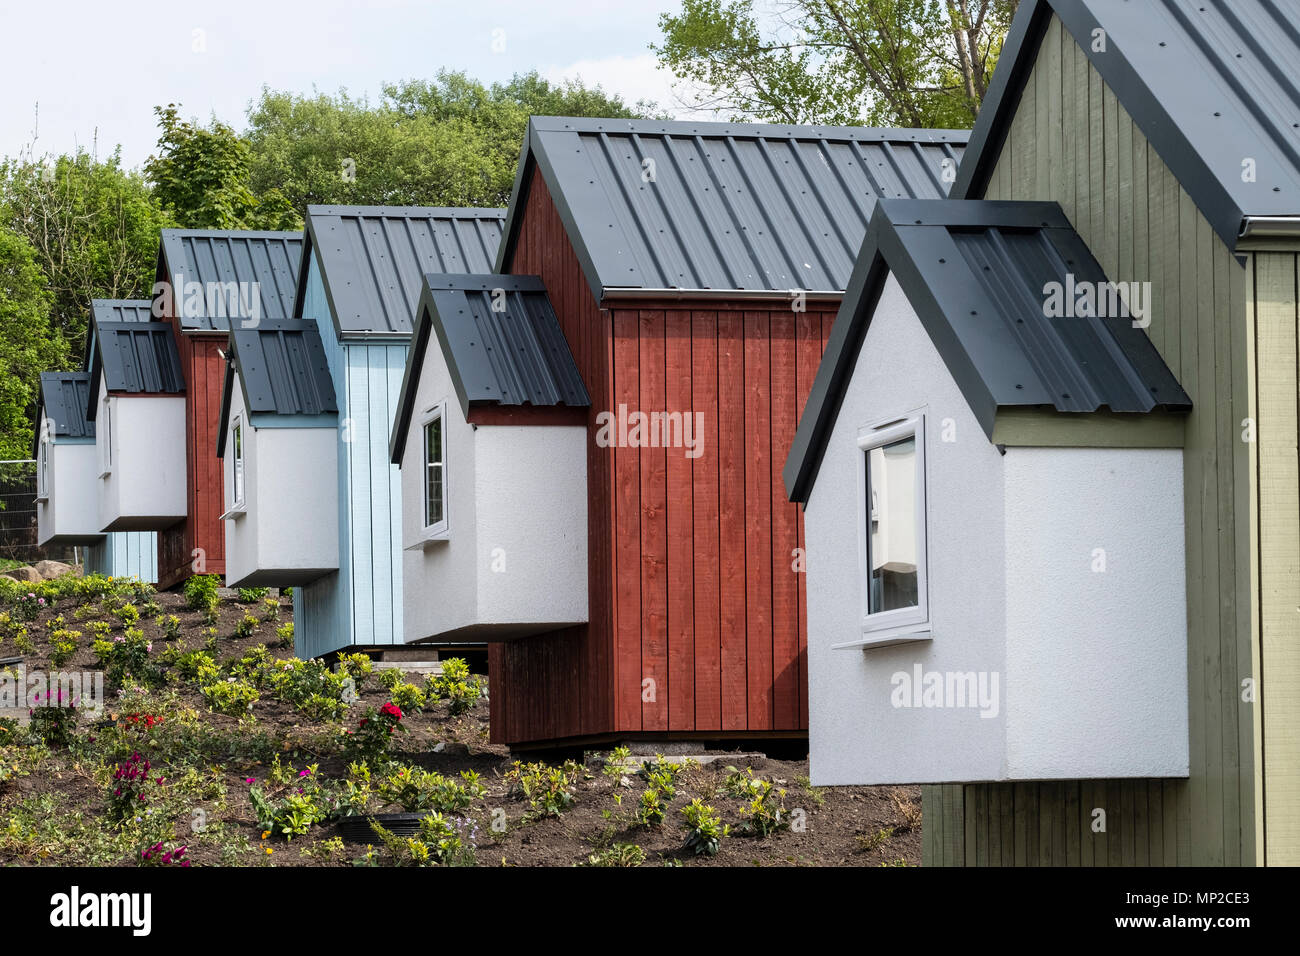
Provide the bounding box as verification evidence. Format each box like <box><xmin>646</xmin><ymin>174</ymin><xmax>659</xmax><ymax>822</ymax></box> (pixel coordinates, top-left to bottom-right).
<box><xmin>297</xmin><ymin>206</ymin><xmax>506</xmax><ymax>337</ymax></box>
<box><xmin>85</xmin><ymin>320</ymin><xmax>186</xmax><ymax>421</ymax></box>
<box><xmin>83</xmin><ymin>299</ymin><xmax>155</xmax><ymax>373</ymax></box>
<box><xmin>496</xmin><ymin>116</ymin><xmax>969</xmax><ymax>299</ymax></box>
<box><xmin>390</xmin><ymin>274</ymin><xmax>590</xmax><ymax>463</ymax></box>
<box><xmin>216</xmin><ymin>321</ymin><xmax>338</xmax><ymax>457</ymax></box>
<box><xmin>785</xmin><ymin>199</ymin><xmax>1192</xmax><ymax>503</ymax></box>
<box><xmin>954</xmin><ymin>0</ymin><xmax>1300</xmax><ymax>249</ymax></box>
<box><xmin>33</xmin><ymin>372</ymin><xmax>94</xmax><ymax>457</ymax></box>
<box><xmin>156</xmin><ymin>230</ymin><xmax>303</xmax><ymax>332</ymax></box>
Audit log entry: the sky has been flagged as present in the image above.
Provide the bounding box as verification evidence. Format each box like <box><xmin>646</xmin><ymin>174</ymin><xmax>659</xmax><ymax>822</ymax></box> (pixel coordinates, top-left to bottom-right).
<box><xmin>2</xmin><ymin>0</ymin><xmax>698</xmax><ymax>170</ymax></box>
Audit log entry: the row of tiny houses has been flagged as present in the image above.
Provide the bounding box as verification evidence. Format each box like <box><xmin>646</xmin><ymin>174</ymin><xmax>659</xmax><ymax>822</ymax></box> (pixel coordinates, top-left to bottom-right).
<box><xmin>390</xmin><ymin>117</ymin><xmax>966</xmax><ymax>748</ymax></box>
<box><xmin>217</xmin><ymin>206</ymin><xmax>506</xmax><ymax>659</ymax></box>
<box><xmin>786</xmin><ymin>0</ymin><xmax>1300</xmax><ymax>867</ymax></box>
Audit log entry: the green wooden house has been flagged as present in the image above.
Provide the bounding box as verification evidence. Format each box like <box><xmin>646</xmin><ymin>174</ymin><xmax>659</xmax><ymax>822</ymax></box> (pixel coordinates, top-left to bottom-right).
<box><xmin>916</xmin><ymin>0</ymin><xmax>1300</xmax><ymax>866</ymax></box>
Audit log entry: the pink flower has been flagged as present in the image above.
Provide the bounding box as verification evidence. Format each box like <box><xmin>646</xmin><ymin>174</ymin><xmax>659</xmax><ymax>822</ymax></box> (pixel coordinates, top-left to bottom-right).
<box><xmin>245</xmin><ymin>777</ymin><xmax>255</xmax><ymax>784</ymax></box>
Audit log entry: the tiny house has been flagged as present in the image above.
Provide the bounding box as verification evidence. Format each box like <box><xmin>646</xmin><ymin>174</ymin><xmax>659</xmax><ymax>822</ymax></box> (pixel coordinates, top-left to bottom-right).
<box><xmin>216</xmin><ymin>321</ymin><xmax>339</xmax><ymax>586</ymax></box>
<box><xmin>288</xmin><ymin>206</ymin><xmax>505</xmax><ymax>658</ymax></box>
<box><xmin>390</xmin><ymin>274</ymin><xmax>591</xmax><ymax>644</ymax></box>
<box><xmin>79</xmin><ymin>301</ymin><xmax>159</xmax><ymax>581</ymax></box>
<box><xmin>813</xmin><ymin>0</ymin><xmax>1298</xmax><ymax>867</ymax></box>
<box><xmin>34</xmin><ymin>373</ymin><xmax>101</xmax><ymax>546</ymax></box>
<box><xmin>785</xmin><ymin>198</ymin><xmax>1191</xmax><ymax>786</ymax></box>
<box><xmin>152</xmin><ymin>229</ymin><xmax>303</xmax><ymax>586</ymax></box>
<box><xmin>84</xmin><ymin>315</ymin><xmax>187</xmax><ymax>531</ymax></box>
<box><xmin>485</xmin><ymin>116</ymin><xmax>967</xmax><ymax>748</ymax></box>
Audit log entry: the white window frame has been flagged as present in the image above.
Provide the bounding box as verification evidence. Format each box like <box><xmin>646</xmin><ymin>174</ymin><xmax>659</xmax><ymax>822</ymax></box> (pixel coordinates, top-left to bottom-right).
<box><xmin>834</xmin><ymin>410</ymin><xmax>930</xmax><ymax>649</ymax></box>
<box><xmin>421</xmin><ymin>403</ymin><xmax>448</xmax><ymax>540</ymax></box>
<box><xmin>36</xmin><ymin>432</ymin><xmax>50</xmax><ymax>501</ymax></box>
<box><xmin>221</xmin><ymin>416</ymin><xmax>248</xmax><ymax>521</ymax></box>
<box><xmin>98</xmin><ymin>394</ymin><xmax>112</xmax><ymax>478</ymax></box>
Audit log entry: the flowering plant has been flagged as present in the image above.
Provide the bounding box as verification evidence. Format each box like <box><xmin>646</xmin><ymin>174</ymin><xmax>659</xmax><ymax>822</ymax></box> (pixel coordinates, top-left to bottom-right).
<box><xmin>140</xmin><ymin>841</ymin><xmax>191</xmax><ymax>867</ymax></box>
<box><xmin>27</xmin><ymin>687</ymin><xmax>79</xmax><ymax>747</ymax></box>
<box><xmin>13</xmin><ymin>592</ymin><xmax>46</xmax><ymax>622</ymax></box>
<box><xmin>109</xmin><ymin>752</ymin><xmax>163</xmax><ymax>823</ymax></box>
<box><xmin>343</xmin><ymin>702</ymin><xmax>406</xmax><ymax>763</ymax></box>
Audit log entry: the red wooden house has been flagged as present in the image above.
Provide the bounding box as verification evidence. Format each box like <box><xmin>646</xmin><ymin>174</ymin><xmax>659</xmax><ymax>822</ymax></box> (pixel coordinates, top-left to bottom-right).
<box><xmin>486</xmin><ymin>117</ymin><xmax>966</xmax><ymax>748</ymax></box>
<box><xmin>152</xmin><ymin>230</ymin><xmax>303</xmax><ymax>588</ymax></box>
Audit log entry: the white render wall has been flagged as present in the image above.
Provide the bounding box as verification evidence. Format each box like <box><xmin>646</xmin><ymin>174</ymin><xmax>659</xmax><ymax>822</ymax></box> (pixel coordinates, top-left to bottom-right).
<box><xmin>803</xmin><ymin>273</ymin><xmax>1189</xmax><ymax>786</ymax></box>
<box><xmin>36</xmin><ymin>412</ymin><xmax>102</xmax><ymax>545</ymax></box>
<box><xmin>400</xmin><ymin>335</ymin><xmax>588</xmax><ymax>643</ymax></box>
<box><xmin>222</xmin><ymin>376</ymin><xmax>339</xmax><ymax>587</ymax></box>
<box><xmin>95</xmin><ymin>376</ymin><xmax>186</xmax><ymax>532</ymax></box>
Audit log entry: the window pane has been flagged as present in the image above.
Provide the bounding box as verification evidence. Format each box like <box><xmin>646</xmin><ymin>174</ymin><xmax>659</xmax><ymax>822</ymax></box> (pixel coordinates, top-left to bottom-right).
<box><xmin>866</xmin><ymin>436</ymin><xmax>919</xmax><ymax>614</ymax></box>
<box><xmin>425</xmin><ymin>417</ymin><xmax>444</xmax><ymax>527</ymax></box>
<box><xmin>233</xmin><ymin>423</ymin><xmax>244</xmax><ymax>503</ymax></box>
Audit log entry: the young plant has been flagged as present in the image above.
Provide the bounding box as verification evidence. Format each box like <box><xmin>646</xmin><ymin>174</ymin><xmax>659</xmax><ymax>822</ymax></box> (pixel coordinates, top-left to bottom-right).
<box><xmin>27</xmin><ymin>687</ymin><xmax>79</xmax><ymax>747</ymax></box>
<box><xmin>425</xmin><ymin>657</ymin><xmax>483</xmax><ymax>715</ymax></box>
<box><xmin>94</xmin><ymin>628</ymin><xmax>157</xmax><ymax>687</ymax></box>
<box><xmin>585</xmin><ymin>842</ymin><xmax>645</xmax><ymax>867</ymax></box>
<box><xmin>389</xmin><ymin>681</ymin><xmax>426</xmax><ymax>714</ymax></box>
<box><xmin>680</xmin><ymin>799</ymin><xmax>728</xmax><ymax>857</ymax></box>
<box><xmin>108</xmin><ymin>752</ymin><xmax>161</xmax><ymax>824</ymax></box>
<box><xmin>504</xmin><ymin>760</ymin><xmax>580</xmax><ymax>820</ymax></box>
<box><xmin>272</xmin><ymin>621</ymin><xmax>294</xmax><ymax>649</ymax></box>
<box><xmin>237</xmin><ymin>586</ymin><xmax>270</xmax><ymax>603</ymax></box>
<box><xmin>342</xmin><ymin>703</ymin><xmax>406</xmax><ymax>764</ymax></box>
<box><xmin>201</xmin><ymin>678</ymin><xmax>259</xmax><ymax>717</ymax></box>
<box><xmin>49</xmin><ymin>629</ymin><xmax>80</xmax><ymax>667</ymax></box>
<box><xmin>233</xmin><ymin>613</ymin><xmax>259</xmax><ymax>639</ymax></box>
<box><xmin>184</xmin><ymin>574</ymin><xmax>220</xmax><ymax>611</ymax></box>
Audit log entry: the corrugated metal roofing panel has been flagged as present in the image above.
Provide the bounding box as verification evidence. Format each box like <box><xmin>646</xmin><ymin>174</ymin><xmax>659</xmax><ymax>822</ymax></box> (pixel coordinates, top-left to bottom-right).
<box><xmin>34</xmin><ymin>373</ymin><xmax>95</xmax><ymax>456</ymax></box>
<box><xmin>86</xmin><ymin>321</ymin><xmax>186</xmax><ymax>421</ymax></box>
<box><xmin>91</xmin><ymin>299</ymin><xmax>156</xmax><ymax>325</ymax></box>
<box><xmin>158</xmin><ymin>230</ymin><xmax>303</xmax><ymax>331</ymax></box>
<box><xmin>955</xmin><ymin>0</ymin><xmax>1300</xmax><ymax>248</ymax></box>
<box><xmin>497</xmin><ymin>116</ymin><xmax>968</xmax><ymax>297</ymax></box>
<box><xmin>785</xmin><ymin>199</ymin><xmax>1192</xmax><ymax>502</ymax></box>
<box><xmin>301</xmin><ymin>207</ymin><xmax>506</xmax><ymax>336</ymax></box>
<box><xmin>390</xmin><ymin>273</ymin><xmax>589</xmax><ymax>463</ymax></box>
<box><xmin>229</xmin><ymin>321</ymin><xmax>338</xmax><ymax>417</ymax></box>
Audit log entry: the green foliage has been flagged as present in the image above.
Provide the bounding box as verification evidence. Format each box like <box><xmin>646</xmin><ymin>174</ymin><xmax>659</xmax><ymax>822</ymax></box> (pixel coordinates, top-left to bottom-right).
<box><xmin>370</xmin><ymin>813</ymin><xmax>476</xmax><ymax>867</ymax></box>
<box><xmin>27</xmin><ymin>688</ymin><xmax>79</xmax><ymax>747</ymax></box>
<box><xmin>184</xmin><ymin>574</ymin><xmax>220</xmax><ymax>611</ymax></box>
<box><xmin>158</xmin><ymin>615</ymin><xmax>183</xmax><ymax>642</ymax></box>
<box><xmin>94</xmin><ymin>628</ymin><xmax>157</xmax><ymax>687</ymax></box>
<box><xmin>272</xmin><ymin>621</ymin><xmax>294</xmax><ymax>649</ymax></box>
<box><xmin>236</xmin><ymin>587</ymin><xmax>271</xmax><ymax>603</ymax></box>
<box><xmin>342</xmin><ymin>703</ymin><xmax>405</xmax><ymax>764</ymax></box>
<box><xmin>267</xmin><ymin>656</ymin><xmax>348</xmax><ymax>719</ymax></box>
<box><xmin>504</xmin><ymin>760</ymin><xmax>580</xmax><ymax>819</ymax></box>
<box><xmin>0</xmin><ymin>227</ymin><xmax>58</xmax><ymax>458</ymax></box>
<box><xmin>200</xmin><ymin>677</ymin><xmax>259</xmax><ymax>717</ymax></box>
<box><xmin>680</xmin><ymin>798</ymin><xmax>728</xmax><ymax>856</ymax></box>
<box><xmin>260</xmin><ymin>597</ymin><xmax>280</xmax><ymax>622</ymax></box>
<box><xmin>245</xmin><ymin>71</ymin><xmax>657</xmax><ymax>215</ymax></box>
<box><xmin>233</xmin><ymin>613</ymin><xmax>259</xmax><ymax>639</ymax></box>
<box><xmin>375</xmin><ymin>667</ymin><xmax>402</xmax><ymax>691</ymax></box>
<box><xmin>0</xmin><ymin>150</ymin><xmax>169</xmax><ymax>372</ymax></box>
<box><xmin>426</xmin><ymin>657</ymin><xmax>483</xmax><ymax>715</ymax></box>
<box><xmin>585</xmin><ymin>842</ymin><xmax>645</xmax><ymax>867</ymax></box>
<box><xmin>48</xmin><ymin>628</ymin><xmax>80</xmax><ymax>667</ymax></box>
<box><xmin>653</xmin><ymin>0</ymin><xmax>1016</xmax><ymax>128</ymax></box>
<box><xmin>735</xmin><ymin>778</ymin><xmax>789</xmax><ymax>836</ymax></box>
<box><xmin>145</xmin><ymin>105</ymin><xmax>297</xmax><ymax>230</ymax></box>
<box><xmin>389</xmin><ymin>681</ymin><xmax>426</xmax><ymax>714</ymax></box>
<box><xmin>249</xmin><ymin>784</ymin><xmax>326</xmax><ymax>841</ymax></box>
<box><xmin>376</xmin><ymin>765</ymin><xmax>486</xmax><ymax>814</ymax></box>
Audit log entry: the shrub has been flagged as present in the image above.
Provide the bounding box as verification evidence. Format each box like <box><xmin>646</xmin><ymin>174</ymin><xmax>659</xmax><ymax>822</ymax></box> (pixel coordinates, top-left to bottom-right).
<box><xmin>504</xmin><ymin>760</ymin><xmax>580</xmax><ymax>819</ymax></box>
<box><xmin>375</xmin><ymin>668</ymin><xmax>402</xmax><ymax>691</ymax></box>
<box><xmin>585</xmin><ymin>843</ymin><xmax>645</xmax><ymax>867</ymax></box>
<box><xmin>108</xmin><ymin>752</ymin><xmax>161</xmax><ymax>824</ymax></box>
<box><xmin>11</xmin><ymin>592</ymin><xmax>46</xmax><ymax>622</ymax></box>
<box><xmin>736</xmin><ymin>779</ymin><xmax>789</xmax><ymax>837</ymax></box>
<box><xmin>250</xmin><ymin>785</ymin><xmax>326</xmax><ymax>841</ymax></box>
<box><xmin>260</xmin><ymin>597</ymin><xmax>280</xmax><ymax>622</ymax></box>
<box><xmin>201</xmin><ymin>678</ymin><xmax>259</xmax><ymax>717</ymax></box>
<box><xmin>272</xmin><ymin>621</ymin><xmax>294</xmax><ymax>649</ymax></box>
<box><xmin>184</xmin><ymin>575</ymin><xmax>220</xmax><ymax>611</ymax></box>
<box><xmin>390</xmin><ymin>681</ymin><xmax>426</xmax><ymax>714</ymax></box>
<box><xmin>268</xmin><ymin>657</ymin><xmax>347</xmax><ymax>713</ymax></box>
<box><xmin>635</xmin><ymin>768</ymin><xmax>677</xmax><ymax>828</ymax></box>
<box><xmin>170</xmin><ymin>649</ymin><xmax>218</xmax><ymax>684</ymax></box>
<box><xmin>49</xmin><ymin>629</ymin><xmax>80</xmax><ymax>667</ymax></box>
<box><xmin>113</xmin><ymin>603</ymin><xmax>141</xmax><ymax>627</ymax></box>
<box><xmin>230</xmin><ymin>644</ymin><xmax>275</xmax><ymax>687</ymax></box>
<box><xmin>342</xmin><ymin>703</ymin><xmax>405</xmax><ymax>764</ymax></box>
<box><xmin>336</xmin><ymin>653</ymin><xmax>372</xmax><ymax>690</ymax></box>
<box><xmin>94</xmin><ymin>628</ymin><xmax>157</xmax><ymax>687</ymax></box>
<box><xmin>376</xmin><ymin>765</ymin><xmax>486</xmax><ymax>814</ymax></box>
<box><xmin>370</xmin><ymin>813</ymin><xmax>476</xmax><ymax>867</ymax></box>
<box><xmin>233</xmin><ymin>614</ymin><xmax>259</xmax><ymax>639</ymax></box>
<box><xmin>139</xmin><ymin>841</ymin><xmax>190</xmax><ymax>867</ymax></box>
<box><xmin>157</xmin><ymin>615</ymin><xmax>183</xmax><ymax>642</ymax></box>
<box><xmin>237</xmin><ymin>587</ymin><xmax>270</xmax><ymax>603</ymax></box>
<box><xmin>680</xmin><ymin>799</ymin><xmax>728</xmax><ymax>856</ymax></box>
<box><xmin>426</xmin><ymin>657</ymin><xmax>483</xmax><ymax>715</ymax></box>
<box><xmin>27</xmin><ymin>688</ymin><xmax>79</xmax><ymax>747</ymax></box>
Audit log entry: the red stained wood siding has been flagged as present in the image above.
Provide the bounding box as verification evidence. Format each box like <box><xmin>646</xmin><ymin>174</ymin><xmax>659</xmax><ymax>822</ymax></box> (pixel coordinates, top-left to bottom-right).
<box><xmin>157</xmin><ymin>321</ymin><xmax>227</xmax><ymax>589</ymax></box>
<box><xmin>493</xmin><ymin>167</ymin><xmax>833</xmax><ymax>746</ymax></box>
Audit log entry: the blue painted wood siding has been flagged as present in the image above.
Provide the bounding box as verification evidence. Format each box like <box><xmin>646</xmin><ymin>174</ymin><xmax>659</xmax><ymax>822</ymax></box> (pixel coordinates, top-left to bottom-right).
<box><xmin>85</xmin><ymin>532</ymin><xmax>158</xmax><ymax>582</ymax></box>
<box><xmin>294</xmin><ymin>253</ymin><xmax>408</xmax><ymax>658</ymax></box>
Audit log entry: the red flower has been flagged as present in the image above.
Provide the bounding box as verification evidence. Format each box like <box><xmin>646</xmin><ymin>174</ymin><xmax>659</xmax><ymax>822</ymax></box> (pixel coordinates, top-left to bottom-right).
<box><xmin>381</xmin><ymin>703</ymin><xmax>403</xmax><ymax>720</ymax></box>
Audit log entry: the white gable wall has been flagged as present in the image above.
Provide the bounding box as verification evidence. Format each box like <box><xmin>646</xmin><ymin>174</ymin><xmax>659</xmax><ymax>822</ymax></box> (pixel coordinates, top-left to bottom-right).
<box><xmin>36</xmin><ymin>410</ymin><xmax>102</xmax><ymax>546</ymax></box>
<box><xmin>805</xmin><ymin>274</ymin><xmax>1008</xmax><ymax>785</ymax></box>
<box><xmin>96</xmin><ymin>375</ymin><xmax>187</xmax><ymax>532</ymax></box>
<box><xmin>803</xmin><ymin>273</ymin><xmax>1189</xmax><ymax>785</ymax></box>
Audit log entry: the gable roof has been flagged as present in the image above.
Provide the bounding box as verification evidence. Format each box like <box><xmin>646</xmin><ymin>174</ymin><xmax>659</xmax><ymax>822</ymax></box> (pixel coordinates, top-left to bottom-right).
<box><xmin>784</xmin><ymin>199</ymin><xmax>1192</xmax><ymax>503</ymax></box>
<box><xmin>85</xmin><ymin>320</ymin><xmax>186</xmax><ymax>420</ymax></box>
<box><xmin>33</xmin><ymin>372</ymin><xmax>95</xmax><ymax>457</ymax></box>
<box><xmin>295</xmin><ymin>206</ymin><xmax>506</xmax><ymax>337</ymax></box>
<box><xmin>389</xmin><ymin>274</ymin><xmax>590</xmax><ymax>463</ymax></box>
<box><xmin>495</xmin><ymin>116</ymin><xmax>969</xmax><ymax>300</ymax></box>
<box><xmin>156</xmin><ymin>230</ymin><xmax>303</xmax><ymax>332</ymax></box>
<box><xmin>83</xmin><ymin>299</ymin><xmax>155</xmax><ymax>373</ymax></box>
<box><xmin>216</xmin><ymin>320</ymin><xmax>338</xmax><ymax>457</ymax></box>
<box><xmin>954</xmin><ymin>0</ymin><xmax>1300</xmax><ymax>249</ymax></box>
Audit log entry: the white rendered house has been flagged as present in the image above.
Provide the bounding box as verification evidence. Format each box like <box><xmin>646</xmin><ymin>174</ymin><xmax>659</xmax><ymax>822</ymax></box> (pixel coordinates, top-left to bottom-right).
<box><xmin>33</xmin><ymin>373</ymin><xmax>103</xmax><ymax>546</ymax></box>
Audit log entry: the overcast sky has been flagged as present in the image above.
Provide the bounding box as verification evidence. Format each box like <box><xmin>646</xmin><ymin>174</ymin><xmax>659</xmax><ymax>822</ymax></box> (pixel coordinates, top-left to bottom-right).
<box><xmin>3</xmin><ymin>0</ymin><xmax>695</xmax><ymax>169</ymax></box>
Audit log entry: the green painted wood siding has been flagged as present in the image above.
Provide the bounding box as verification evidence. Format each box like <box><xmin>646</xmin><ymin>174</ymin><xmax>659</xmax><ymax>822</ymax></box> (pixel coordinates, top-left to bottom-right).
<box><xmin>926</xmin><ymin>14</ymin><xmax>1262</xmax><ymax>866</ymax></box>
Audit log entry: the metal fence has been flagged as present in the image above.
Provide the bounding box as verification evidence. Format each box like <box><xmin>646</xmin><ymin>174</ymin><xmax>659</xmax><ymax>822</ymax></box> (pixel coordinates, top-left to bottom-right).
<box><xmin>0</xmin><ymin>459</ymin><xmax>76</xmax><ymax>565</ymax></box>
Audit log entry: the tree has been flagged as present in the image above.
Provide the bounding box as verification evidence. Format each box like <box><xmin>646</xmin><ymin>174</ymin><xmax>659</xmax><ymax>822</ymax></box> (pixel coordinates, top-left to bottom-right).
<box><xmin>1</xmin><ymin>149</ymin><xmax>169</xmax><ymax>370</ymax></box>
<box><xmin>244</xmin><ymin>71</ymin><xmax>661</xmax><ymax>214</ymax></box>
<box><xmin>653</xmin><ymin>0</ymin><xmax>1018</xmax><ymax>128</ymax></box>
<box><xmin>0</xmin><ymin>226</ymin><xmax>57</xmax><ymax>460</ymax></box>
<box><xmin>145</xmin><ymin>105</ymin><xmax>298</xmax><ymax>231</ymax></box>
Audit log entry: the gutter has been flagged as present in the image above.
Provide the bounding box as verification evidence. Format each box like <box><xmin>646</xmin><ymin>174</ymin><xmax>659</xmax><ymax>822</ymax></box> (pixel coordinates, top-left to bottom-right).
<box><xmin>1239</xmin><ymin>216</ymin><xmax>1300</xmax><ymax>239</ymax></box>
<box><xmin>599</xmin><ymin>286</ymin><xmax>845</xmax><ymax>304</ymax></box>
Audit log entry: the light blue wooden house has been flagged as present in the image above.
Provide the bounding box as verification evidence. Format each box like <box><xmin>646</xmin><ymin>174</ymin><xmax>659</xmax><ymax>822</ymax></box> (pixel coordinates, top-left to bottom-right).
<box><xmin>289</xmin><ymin>206</ymin><xmax>504</xmax><ymax>658</ymax></box>
<box><xmin>81</xmin><ymin>300</ymin><xmax>158</xmax><ymax>582</ymax></box>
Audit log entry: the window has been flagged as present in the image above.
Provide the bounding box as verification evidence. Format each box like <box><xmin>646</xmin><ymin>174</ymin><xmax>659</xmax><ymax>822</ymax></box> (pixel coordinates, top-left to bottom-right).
<box><xmin>99</xmin><ymin>395</ymin><xmax>112</xmax><ymax>477</ymax></box>
<box><xmin>422</xmin><ymin>407</ymin><xmax>447</xmax><ymax>535</ymax></box>
<box><xmin>37</xmin><ymin>435</ymin><xmax>49</xmax><ymax>501</ymax></box>
<box><xmin>232</xmin><ymin>418</ymin><xmax>245</xmax><ymax>506</ymax></box>
<box><xmin>844</xmin><ymin>412</ymin><xmax>929</xmax><ymax>647</ymax></box>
